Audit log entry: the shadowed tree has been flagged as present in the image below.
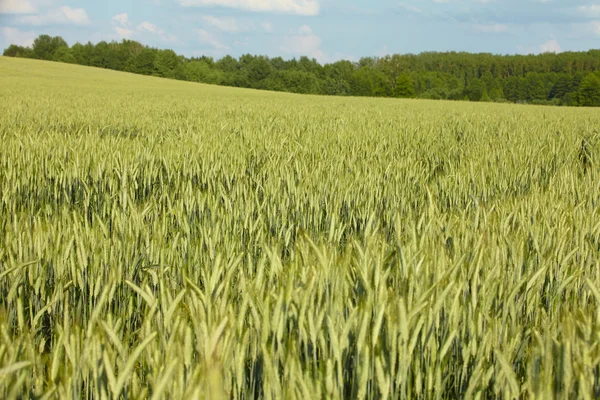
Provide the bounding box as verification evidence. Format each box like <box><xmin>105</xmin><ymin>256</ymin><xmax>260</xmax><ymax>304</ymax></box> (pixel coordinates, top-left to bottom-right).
<box><xmin>32</xmin><ymin>35</ymin><xmax>68</xmax><ymax>60</ymax></box>
<box><xmin>393</xmin><ymin>74</ymin><xmax>415</xmax><ymax>98</ymax></box>
<box><xmin>578</xmin><ymin>73</ymin><xmax>600</xmax><ymax>107</ymax></box>
<box><xmin>3</xmin><ymin>44</ymin><xmax>32</xmax><ymax>58</ymax></box>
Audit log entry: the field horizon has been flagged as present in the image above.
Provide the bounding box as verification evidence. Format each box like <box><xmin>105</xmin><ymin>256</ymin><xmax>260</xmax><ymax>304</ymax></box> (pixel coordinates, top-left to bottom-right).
<box><xmin>4</xmin><ymin>57</ymin><xmax>600</xmax><ymax>109</ymax></box>
<box><xmin>1</xmin><ymin>56</ymin><xmax>599</xmax><ymax>399</ymax></box>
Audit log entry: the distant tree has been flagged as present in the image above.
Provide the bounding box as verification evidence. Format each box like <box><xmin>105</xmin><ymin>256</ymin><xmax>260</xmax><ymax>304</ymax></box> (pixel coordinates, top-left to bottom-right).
<box><xmin>320</xmin><ymin>77</ymin><xmax>351</xmax><ymax>96</ymax></box>
<box><xmin>215</xmin><ymin>55</ymin><xmax>239</xmax><ymax>74</ymax></box>
<box><xmin>419</xmin><ymin>87</ymin><xmax>449</xmax><ymax>100</ymax></box>
<box><xmin>183</xmin><ymin>60</ymin><xmax>223</xmax><ymax>84</ymax></box>
<box><xmin>5</xmin><ymin>33</ymin><xmax>600</xmax><ymax>107</ymax></box>
<box><xmin>53</xmin><ymin>47</ymin><xmax>76</xmax><ymax>64</ymax></box>
<box><xmin>269</xmin><ymin>56</ymin><xmax>287</xmax><ymax>71</ymax></box>
<box><xmin>503</xmin><ymin>77</ymin><xmax>519</xmax><ymax>102</ymax></box>
<box><xmin>244</xmin><ymin>55</ymin><xmax>273</xmax><ymax>85</ymax></box>
<box><xmin>524</xmin><ymin>73</ymin><xmax>546</xmax><ymax>101</ymax></box>
<box><xmin>125</xmin><ymin>48</ymin><xmax>156</xmax><ymax>75</ymax></box>
<box><xmin>154</xmin><ymin>49</ymin><xmax>180</xmax><ymax>78</ymax></box>
<box><xmin>121</xmin><ymin>40</ymin><xmax>144</xmax><ymax>59</ymax></box>
<box><xmin>298</xmin><ymin>56</ymin><xmax>323</xmax><ymax>77</ymax></box>
<box><xmin>393</xmin><ymin>74</ymin><xmax>415</xmax><ymax>98</ymax></box>
<box><xmin>578</xmin><ymin>74</ymin><xmax>600</xmax><ymax>107</ymax></box>
<box><xmin>549</xmin><ymin>75</ymin><xmax>572</xmax><ymax>100</ymax></box>
<box><xmin>351</xmin><ymin>66</ymin><xmax>389</xmax><ymax>97</ymax></box>
<box><xmin>32</xmin><ymin>34</ymin><xmax>68</xmax><ymax>60</ymax></box>
<box><xmin>88</xmin><ymin>41</ymin><xmax>111</xmax><ymax>68</ymax></box>
<box><xmin>466</xmin><ymin>79</ymin><xmax>487</xmax><ymax>102</ymax></box>
<box><xmin>261</xmin><ymin>73</ymin><xmax>286</xmax><ymax>92</ymax></box>
<box><xmin>69</xmin><ymin>42</ymin><xmax>89</xmax><ymax>65</ymax></box>
<box><xmin>489</xmin><ymin>85</ymin><xmax>505</xmax><ymax>101</ymax></box>
<box><xmin>277</xmin><ymin>70</ymin><xmax>320</xmax><ymax>94</ymax></box>
<box><xmin>3</xmin><ymin>44</ymin><xmax>33</xmax><ymax>58</ymax></box>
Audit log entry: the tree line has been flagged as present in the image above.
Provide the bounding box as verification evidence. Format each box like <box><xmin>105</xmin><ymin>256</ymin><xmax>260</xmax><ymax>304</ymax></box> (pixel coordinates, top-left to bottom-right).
<box><xmin>4</xmin><ymin>34</ymin><xmax>600</xmax><ymax>106</ymax></box>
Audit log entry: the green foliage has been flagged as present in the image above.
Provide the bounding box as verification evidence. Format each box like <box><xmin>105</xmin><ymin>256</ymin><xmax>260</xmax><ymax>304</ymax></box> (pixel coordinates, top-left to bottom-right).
<box><xmin>1</xmin><ymin>57</ymin><xmax>600</xmax><ymax>398</ymax></box>
<box><xmin>154</xmin><ymin>49</ymin><xmax>181</xmax><ymax>78</ymax></box>
<box><xmin>53</xmin><ymin>47</ymin><xmax>76</xmax><ymax>64</ymax></box>
<box><xmin>32</xmin><ymin>34</ymin><xmax>68</xmax><ymax>60</ymax></box>
<box><xmin>466</xmin><ymin>79</ymin><xmax>487</xmax><ymax>102</ymax></box>
<box><xmin>351</xmin><ymin>66</ymin><xmax>389</xmax><ymax>96</ymax></box>
<box><xmin>3</xmin><ymin>34</ymin><xmax>600</xmax><ymax>106</ymax></box>
<box><xmin>393</xmin><ymin>74</ymin><xmax>415</xmax><ymax>98</ymax></box>
<box><xmin>2</xmin><ymin>44</ymin><xmax>32</xmax><ymax>58</ymax></box>
<box><xmin>183</xmin><ymin>60</ymin><xmax>223</xmax><ymax>84</ymax></box>
<box><xmin>524</xmin><ymin>73</ymin><xmax>547</xmax><ymax>101</ymax></box>
<box><xmin>578</xmin><ymin>73</ymin><xmax>600</xmax><ymax>107</ymax></box>
<box><xmin>125</xmin><ymin>47</ymin><xmax>156</xmax><ymax>75</ymax></box>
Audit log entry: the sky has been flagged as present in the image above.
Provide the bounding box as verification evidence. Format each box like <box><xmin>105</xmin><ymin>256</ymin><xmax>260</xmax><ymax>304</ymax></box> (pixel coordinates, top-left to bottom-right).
<box><xmin>0</xmin><ymin>0</ymin><xmax>599</xmax><ymax>63</ymax></box>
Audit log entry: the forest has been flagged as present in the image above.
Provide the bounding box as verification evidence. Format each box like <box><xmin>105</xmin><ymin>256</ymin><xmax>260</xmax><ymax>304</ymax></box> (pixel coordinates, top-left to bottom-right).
<box><xmin>4</xmin><ymin>34</ymin><xmax>600</xmax><ymax>106</ymax></box>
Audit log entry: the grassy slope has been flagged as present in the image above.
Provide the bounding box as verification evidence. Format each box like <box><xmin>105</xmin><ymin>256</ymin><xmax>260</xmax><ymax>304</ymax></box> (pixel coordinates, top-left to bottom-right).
<box><xmin>1</xmin><ymin>57</ymin><xmax>600</xmax><ymax>399</ymax></box>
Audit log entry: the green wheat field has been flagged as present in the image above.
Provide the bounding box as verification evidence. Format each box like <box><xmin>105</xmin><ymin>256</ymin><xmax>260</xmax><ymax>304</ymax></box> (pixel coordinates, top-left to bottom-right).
<box><xmin>0</xmin><ymin>57</ymin><xmax>599</xmax><ymax>399</ymax></box>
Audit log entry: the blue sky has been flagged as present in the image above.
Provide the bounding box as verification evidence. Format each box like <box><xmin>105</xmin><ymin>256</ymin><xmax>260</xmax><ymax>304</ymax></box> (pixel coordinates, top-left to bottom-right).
<box><xmin>0</xmin><ymin>0</ymin><xmax>599</xmax><ymax>62</ymax></box>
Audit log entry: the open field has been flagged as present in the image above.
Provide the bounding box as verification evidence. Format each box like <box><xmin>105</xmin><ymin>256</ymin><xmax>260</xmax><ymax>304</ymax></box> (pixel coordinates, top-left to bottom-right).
<box><xmin>0</xmin><ymin>57</ymin><xmax>599</xmax><ymax>399</ymax></box>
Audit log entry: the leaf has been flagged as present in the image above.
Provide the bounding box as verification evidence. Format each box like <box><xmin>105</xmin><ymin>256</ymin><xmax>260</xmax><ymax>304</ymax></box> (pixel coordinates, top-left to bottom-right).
<box><xmin>0</xmin><ymin>361</ymin><xmax>32</xmax><ymax>378</ymax></box>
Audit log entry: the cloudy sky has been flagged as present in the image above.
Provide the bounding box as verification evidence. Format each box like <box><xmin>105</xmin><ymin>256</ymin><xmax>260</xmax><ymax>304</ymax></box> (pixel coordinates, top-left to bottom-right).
<box><xmin>0</xmin><ymin>0</ymin><xmax>599</xmax><ymax>62</ymax></box>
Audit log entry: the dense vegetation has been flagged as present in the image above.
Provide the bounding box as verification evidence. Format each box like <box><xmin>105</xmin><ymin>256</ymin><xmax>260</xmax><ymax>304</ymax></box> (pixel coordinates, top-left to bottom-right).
<box><xmin>4</xmin><ymin>34</ymin><xmax>600</xmax><ymax>106</ymax></box>
<box><xmin>1</xmin><ymin>57</ymin><xmax>600</xmax><ymax>399</ymax></box>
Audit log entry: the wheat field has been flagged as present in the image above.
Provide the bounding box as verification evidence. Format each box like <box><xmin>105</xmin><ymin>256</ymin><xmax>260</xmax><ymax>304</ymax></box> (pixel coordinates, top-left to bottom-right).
<box><xmin>0</xmin><ymin>57</ymin><xmax>599</xmax><ymax>399</ymax></box>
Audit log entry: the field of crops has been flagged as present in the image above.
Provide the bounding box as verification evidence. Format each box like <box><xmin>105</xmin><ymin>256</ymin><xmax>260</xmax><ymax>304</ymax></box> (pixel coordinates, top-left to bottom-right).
<box><xmin>0</xmin><ymin>57</ymin><xmax>599</xmax><ymax>399</ymax></box>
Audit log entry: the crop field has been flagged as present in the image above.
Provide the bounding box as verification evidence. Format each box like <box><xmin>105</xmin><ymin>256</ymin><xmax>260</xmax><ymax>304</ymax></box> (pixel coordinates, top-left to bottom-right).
<box><xmin>0</xmin><ymin>57</ymin><xmax>599</xmax><ymax>399</ymax></box>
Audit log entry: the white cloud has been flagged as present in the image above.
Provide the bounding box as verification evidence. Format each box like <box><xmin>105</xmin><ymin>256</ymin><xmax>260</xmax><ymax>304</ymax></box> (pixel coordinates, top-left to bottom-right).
<box><xmin>540</xmin><ymin>39</ymin><xmax>561</xmax><ymax>53</ymax></box>
<box><xmin>113</xmin><ymin>13</ymin><xmax>131</xmax><ymax>27</ymax></box>
<box><xmin>112</xmin><ymin>13</ymin><xmax>134</xmax><ymax>39</ymax></box>
<box><xmin>398</xmin><ymin>3</ymin><xmax>422</xmax><ymax>13</ymax></box>
<box><xmin>62</xmin><ymin>6</ymin><xmax>89</xmax><ymax>24</ymax></box>
<box><xmin>110</xmin><ymin>17</ymin><xmax>176</xmax><ymax>43</ymax></box>
<box><xmin>298</xmin><ymin>25</ymin><xmax>312</xmax><ymax>35</ymax></box>
<box><xmin>199</xmin><ymin>16</ymin><xmax>274</xmax><ymax>34</ymax></box>
<box><xmin>578</xmin><ymin>5</ymin><xmax>600</xmax><ymax>16</ymax></box>
<box><xmin>261</xmin><ymin>21</ymin><xmax>273</xmax><ymax>32</ymax></box>
<box><xmin>280</xmin><ymin>25</ymin><xmax>326</xmax><ymax>62</ymax></box>
<box><xmin>472</xmin><ymin>23</ymin><xmax>508</xmax><ymax>33</ymax></box>
<box><xmin>202</xmin><ymin>15</ymin><xmax>245</xmax><ymax>32</ymax></box>
<box><xmin>177</xmin><ymin>0</ymin><xmax>319</xmax><ymax>16</ymax></box>
<box><xmin>137</xmin><ymin>21</ymin><xmax>177</xmax><ymax>42</ymax></box>
<box><xmin>0</xmin><ymin>26</ymin><xmax>36</xmax><ymax>47</ymax></box>
<box><xmin>195</xmin><ymin>28</ymin><xmax>229</xmax><ymax>49</ymax></box>
<box><xmin>17</xmin><ymin>6</ymin><xmax>90</xmax><ymax>25</ymax></box>
<box><xmin>137</xmin><ymin>21</ymin><xmax>158</xmax><ymax>33</ymax></box>
<box><xmin>115</xmin><ymin>26</ymin><xmax>134</xmax><ymax>39</ymax></box>
<box><xmin>0</xmin><ymin>0</ymin><xmax>36</xmax><ymax>14</ymax></box>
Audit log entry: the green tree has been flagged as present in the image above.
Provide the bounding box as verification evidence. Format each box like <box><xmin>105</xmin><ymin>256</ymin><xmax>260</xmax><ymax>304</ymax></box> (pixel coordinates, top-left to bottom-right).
<box><xmin>154</xmin><ymin>49</ymin><xmax>180</xmax><ymax>78</ymax></box>
<box><xmin>53</xmin><ymin>47</ymin><xmax>76</xmax><ymax>64</ymax></box>
<box><xmin>393</xmin><ymin>74</ymin><xmax>415</xmax><ymax>98</ymax></box>
<box><xmin>578</xmin><ymin>74</ymin><xmax>600</xmax><ymax>107</ymax></box>
<box><xmin>125</xmin><ymin>48</ymin><xmax>156</xmax><ymax>75</ymax></box>
<box><xmin>351</xmin><ymin>66</ymin><xmax>389</xmax><ymax>97</ymax></box>
<box><xmin>69</xmin><ymin>42</ymin><xmax>92</xmax><ymax>65</ymax></box>
<box><xmin>3</xmin><ymin>44</ymin><xmax>33</xmax><ymax>58</ymax></box>
<box><xmin>466</xmin><ymin>79</ymin><xmax>487</xmax><ymax>102</ymax></box>
<box><xmin>524</xmin><ymin>73</ymin><xmax>546</xmax><ymax>101</ymax></box>
<box><xmin>549</xmin><ymin>75</ymin><xmax>572</xmax><ymax>100</ymax></box>
<box><xmin>320</xmin><ymin>77</ymin><xmax>351</xmax><ymax>96</ymax></box>
<box><xmin>32</xmin><ymin>35</ymin><xmax>68</xmax><ymax>60</ymax></box>
<box><xmin>215</xmin><ymin>55</ymin><xmax>239</xmax><ymax>74</ymax></box>
<box><xmin>183</xmin><ymin>60</ymin><xmax>223</xmax><ymax>84</ymax></box>
<box><xmin>243</xmin><ymin>55</ymin><xmax>273</xmax><ymax>86</ymax></box>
